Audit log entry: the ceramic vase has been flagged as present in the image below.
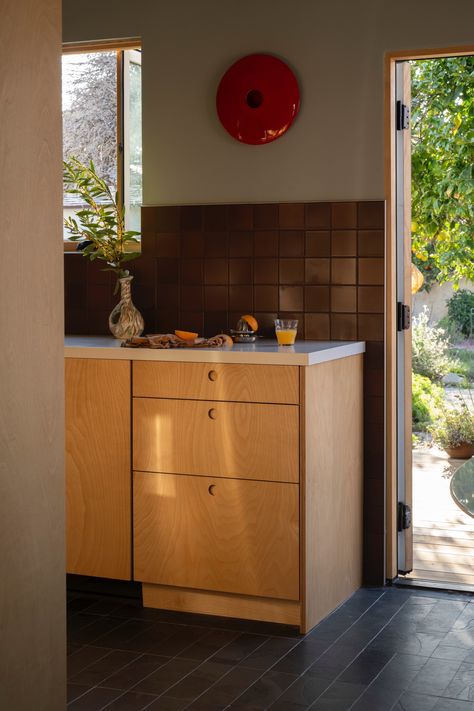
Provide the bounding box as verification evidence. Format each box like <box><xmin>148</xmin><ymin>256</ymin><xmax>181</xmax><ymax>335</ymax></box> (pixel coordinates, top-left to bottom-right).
<box><xmin>108</xmin><ymin>275</ymin><xmax>144</xmax><ymax>339</ymax></box>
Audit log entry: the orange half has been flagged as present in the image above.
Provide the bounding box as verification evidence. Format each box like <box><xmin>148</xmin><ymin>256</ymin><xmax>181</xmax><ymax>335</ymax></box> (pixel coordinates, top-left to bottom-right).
<box><xmin>175</xmin><ymin>329</ymin><xmax>199</xmax><ymax>340</ymax></box>
<box><xmin>241</xmin><ymin>314</ymin><xmax>258</xmax><ymax>332</ymax></box>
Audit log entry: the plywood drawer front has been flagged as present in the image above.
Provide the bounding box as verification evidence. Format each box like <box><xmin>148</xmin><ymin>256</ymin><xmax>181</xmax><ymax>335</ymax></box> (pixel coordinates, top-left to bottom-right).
<box><xmin>133</xmin><ymin>361</ymin><xmax>299</xmax><ymax>404</ymax></box>
<box><xmin>133</xmin><ymin>398</ymin><xmax>299</xmax><ymax>483</ymax></box>
<box><xmin>134</xmin><ymin>472</ymin><xmax>299</xmax><ymax>600</ymax></box>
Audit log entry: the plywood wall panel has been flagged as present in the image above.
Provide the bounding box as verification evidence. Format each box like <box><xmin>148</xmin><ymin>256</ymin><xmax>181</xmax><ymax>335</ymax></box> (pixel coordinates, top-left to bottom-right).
<box><xmin>0</xmin><ymin>1</ymin><xmax>65</xmax><ymax>708</ymax></box>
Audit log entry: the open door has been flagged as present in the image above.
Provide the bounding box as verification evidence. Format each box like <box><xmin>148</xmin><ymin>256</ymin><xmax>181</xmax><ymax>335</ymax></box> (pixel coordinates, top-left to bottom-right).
<box><xmin>396</xmin><ymin>60</ymin><xmax>413</xmax><ymax>574</ymax></box>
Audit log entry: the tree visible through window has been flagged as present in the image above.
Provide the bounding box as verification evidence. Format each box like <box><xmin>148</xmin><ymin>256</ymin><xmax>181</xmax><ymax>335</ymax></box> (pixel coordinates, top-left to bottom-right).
<box><xmin>62</xmin><ymin>48</ymin><xmax>142</xmax><ymax>238</ymax></box>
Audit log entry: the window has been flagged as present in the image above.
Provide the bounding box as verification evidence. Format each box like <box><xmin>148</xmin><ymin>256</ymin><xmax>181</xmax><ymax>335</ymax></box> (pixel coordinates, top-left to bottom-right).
<box><xmin>62</xmin><ymin>45</ymin><xmax>142</xmax><ymax>245</ymax></box>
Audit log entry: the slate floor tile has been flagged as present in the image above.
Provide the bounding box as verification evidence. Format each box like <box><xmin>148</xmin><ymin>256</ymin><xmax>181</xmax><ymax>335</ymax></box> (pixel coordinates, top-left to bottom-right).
<box><xmin>267</xmin><ymin>671</ymin><xmax>331</xmax><ymax>707</ymax></box>
<box><xmin>67</xmin><ymin>612</ymin><xmax>101</xmax><ymax>633</ymax></box>
<box><xmin>100</xmin><ymin>653</ymin><xmax>170</xmax><ymax>690</ymax></box>
<box><xmin>349</xmin><ymin>682</ymin><xmax>402</xmax><ymax>711</ymax></box>
<box><xmin>306</xmin><ymin>643</ymin><xmax>362</xmax><ymax>678</ymax></box>
<box><xmin>67</xmin><ymin>597</ymin><xmax>98</xmax><ymax>617</ymax></box>
<box><xmin>239</xmin><ymin>636</ymin><xmax>299</xmax><ymax>669</ymax></box>
<box><xmin>177</xmin><ymin>628</ymin><xmax>239</xmax><ymax>662</ymax></box>
<box><xmin>272</xmin><ymin>638</ymin><xmax>330</xmax><ymax>673</ymax></box>
<box><xmin>70</xmin><ymin>616</ymin><xmax>129</xmax><ymax>646</ymax></box>
<box><xmin>416</xmin><ymin>601</ymin><xmax>467</xmax><ymax>634</ymax></box>
<box><xmin>443</xmin><ymin>628</ymin><xmax>474</xmax><ymax>650</ymax></box>
<box><xmin>67</xmin><ymin>644</ymin><xmax>113</xmax><ymax>679</ymax></box>
<box><xmin>432</xmin><ymin>645</ymin><xmax>473</xmax><ymax>662</ymax></box>
<box><xmin>269</xmin><ymin>700</ymin><xmax>308</xmax><ymax>711</ymax></box>
<box><xmin>307</xmin><ymin>680</ymin><xmax>366</xmax><ymax>710</ymax></box>
<box><xmin>210</xmin><ymin>633</ymin><xmax>268</xmax><ymax>665</ymax></box>
<box><xmin>83</xmin><ymin>598</ymin><xmax>129</xmax><ymax>617</ymax></box>
<box><xmin>132</xmin><ymin>657</ymin><xmax>199</xmax><ymax>696</ymax></box>
<box><xmin>70</xmin><ymin>649</ymin><xmax>140</xmax><ymax>686</ymax></box>
<box><xmin>432</xmin><ymin>699</ymin><xmax>474</xmax><ymax>711</ymax></box>
<box><xmin>67</xmin><ymin>684</ymin><xmax>91</xmax><ymax>703</ymax></box>
<box><xmin>68</xmin><ymin>642</ymin><xmax>83</xmax><ymax>656</ymax></box>
<box><xmin>93</xmin><ymin>619</ymin><xmax>156</xmax><ymax>649</ymax></box>
<box><xmin>165</xmin><ymin>660</ymin><xmax>233</xmax><ymax>700</ymax></box>
<box><xmin>185</xmin><ymin>665</ymin><xmax>263</xmax><ymax>710</ymax></box>
<box><xmin>338</xmin><ymin>648</ymin><xmax>393</xmax><ymax>685</ymax></box>
<box><xmin>67</xmin><ymin>686</ymin><xmax>123</xmax><ymax>710</ymax></box>
<box><xmin>228</xmin><ymin>670</ymin><xmax>298</xmax><ymax>710</ymax></box>
<box><xmin>350</xmin><ymin>655</ymin><xmax>428</xmax><ymax>711</ymax></box>
<box><xmin>100</xmin><ymin>690</ymin><xmax>158</xmax><ymax>710</ymax></box>
<box><xmin>118</xmin><ymin>623</ymin><xmax>183</xmax><ymax>653</ymax></box>
<box><xmin>145</xmin><ymin>696</ymin><xmax>192</xmax><ymax>710</ymax></box>
<box><xmin>394</xmin><ymin>691</ymin><xmax>439</xmax><ymax>711</ymax></box>
<box><xmin>368</xmin><ymin>629</ymin><xmax>445</xmax><ymax>657</ymax></box>
<box><xmin>440</xmin><ymin>662</ymin><xmax>474</xmax><ymax>701</ymax></box>
<box><xmin>65</xmin><ymin>587</ymin><xmax>474</xmax><ymax>711</ymax></box>
<box><xmin>408</xmin><ymin>657</ymin><xmax>463</xmax><ymax>695</ymax></box>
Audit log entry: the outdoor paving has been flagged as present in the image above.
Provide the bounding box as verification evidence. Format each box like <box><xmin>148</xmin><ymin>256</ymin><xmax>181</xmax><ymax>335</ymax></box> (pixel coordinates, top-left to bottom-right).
<box><xmin>407</xmin><ymin>447</ymin><xmax>474</xmax><ymax>587</ymax></box>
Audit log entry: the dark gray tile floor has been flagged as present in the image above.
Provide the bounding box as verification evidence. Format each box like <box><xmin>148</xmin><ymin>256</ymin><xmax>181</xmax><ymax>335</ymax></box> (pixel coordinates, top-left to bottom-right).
<box><xmin>67</xmin><ymin>587</ymin><xmax>474</xmax><ymax>710</ymax></box>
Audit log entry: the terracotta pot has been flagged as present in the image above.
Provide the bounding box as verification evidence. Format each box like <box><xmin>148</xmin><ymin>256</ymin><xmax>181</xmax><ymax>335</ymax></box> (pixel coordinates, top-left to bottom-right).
<box><xmin>445</xmin><ymin>443</ymin><xmax>474</xmax><ymax>459</ymax></box>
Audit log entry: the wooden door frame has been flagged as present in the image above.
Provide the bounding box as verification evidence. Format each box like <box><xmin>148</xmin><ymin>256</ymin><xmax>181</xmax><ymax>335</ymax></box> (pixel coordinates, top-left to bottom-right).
<box><xmin>384</xmin><ymin>45</ymin><xmax>474</xmax><ymax>581</ymax></box>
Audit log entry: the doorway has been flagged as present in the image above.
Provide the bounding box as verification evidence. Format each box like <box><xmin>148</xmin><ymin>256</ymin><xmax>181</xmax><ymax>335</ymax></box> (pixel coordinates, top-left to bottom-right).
<box><xmin>385</xmin><ymin>46</ymin><xmax>474</xmax><ymax>588</ymax></box>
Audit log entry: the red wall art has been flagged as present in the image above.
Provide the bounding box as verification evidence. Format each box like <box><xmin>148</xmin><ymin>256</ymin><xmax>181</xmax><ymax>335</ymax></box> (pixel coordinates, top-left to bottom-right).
<box><xmin>216</xmin><ymin>54</ymin><xmax>300</xmax><ymax>145</ymax></box>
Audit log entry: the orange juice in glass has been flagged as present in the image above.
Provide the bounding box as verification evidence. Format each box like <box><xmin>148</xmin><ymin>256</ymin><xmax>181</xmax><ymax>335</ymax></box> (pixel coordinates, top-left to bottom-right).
<box><xmin>275</xmin><ymin>319</ymin><xmax>298</xmax><ymax>346</ymax></box>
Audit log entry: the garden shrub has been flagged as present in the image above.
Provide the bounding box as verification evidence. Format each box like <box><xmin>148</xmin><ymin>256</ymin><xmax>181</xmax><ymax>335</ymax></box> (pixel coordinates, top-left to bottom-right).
<box><xmin>447</xmin><ymin>290</ymin><xmax>474</xmax><ymax>338</ymax></box>
<box><xmin>412</xmin><ymin>306</ymin><xmax>453</xmax><ymax>381</ymax></box>
<box><xmin>429</xmin><ymin>393</ymin><xmax>474</xmax><ymax>448</ymax></box>
<box><xmin>412</xmin><ymin>372</ymin><xmax>444</xmax><ymax>431</ymax></box>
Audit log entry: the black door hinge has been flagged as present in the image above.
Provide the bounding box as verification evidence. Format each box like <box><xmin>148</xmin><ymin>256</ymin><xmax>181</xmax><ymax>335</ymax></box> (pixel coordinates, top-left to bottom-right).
<box><xmin>398</xmin><ymin>502</ymin><xmax>412</xmax><ymax>532</ymax></box>
<box><xmin>396</xmin><ymin>100</ymin><xmax>410</xmax><ymax>130</ymax></box>
<box><xmin>397</xmin><ymin>302</ymin><xmax>411</xmax><ymax>331</ymax></box>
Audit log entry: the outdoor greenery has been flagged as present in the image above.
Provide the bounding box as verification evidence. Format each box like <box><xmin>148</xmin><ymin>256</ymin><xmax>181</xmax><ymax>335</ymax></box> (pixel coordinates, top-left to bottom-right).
<box><xmin>412</xmin><ymin>307</ymin><xmax>454</xmax><ymax>381</ymax></box>
<box><xmin>63</xmin><ymin>157</ymin><xmax>140</xmax><ymax>279</ymax></box>
<box><xmin>447</xmin><ymin>289</ymin><xmax>474</xmax><ymax>337</ymax></box>
<box><xmin>449</xmin><ymin>347</ymin><xmax>474</xmax><ymax>383</ymax></box>
<box><xmin>429</xmin><ymin>394</ymin><xmax>474</xmax><ymax>449</ymax></box>
<box><xmin>412</xmin><ymin>373</ymin><xmax>444</xmax><ymax>431</ymax></box>
<box><xmin>411</xmin><ymin>56</ymin><xmax>474</xmax><ymax>288</ymax></box>
<box><xmin>63</xmin><ymin>53</ymin><xmax>117</xmax><ymax>189</ymax></box>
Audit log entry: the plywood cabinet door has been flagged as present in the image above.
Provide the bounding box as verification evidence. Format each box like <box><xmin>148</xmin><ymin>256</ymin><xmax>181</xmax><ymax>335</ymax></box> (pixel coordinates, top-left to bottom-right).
<box><xmin>133</xmin><ymin>398</ymin><xmax>299</xmax><ymax>483</ymax></box>
<box><xmin>134</xmin><ymin>471</ymin><xmax>299</xmax><ymax>600</ymax></box>
<box><xmin>66</xmin><ymin>358</ymin><xmax>131</xmax><ymax>580</ymax></box>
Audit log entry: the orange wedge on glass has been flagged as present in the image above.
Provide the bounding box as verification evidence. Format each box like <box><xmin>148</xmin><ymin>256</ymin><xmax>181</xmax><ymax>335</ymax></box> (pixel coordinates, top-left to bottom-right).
<box><xmin>241</xmin><ymin>314</ymin><xmax>258</xmax><ymax>332</ymax></box>
<box><xmin>175</xmin><ymin>329</ymin><xmax>199</xmax><ymax>341</ymax></box>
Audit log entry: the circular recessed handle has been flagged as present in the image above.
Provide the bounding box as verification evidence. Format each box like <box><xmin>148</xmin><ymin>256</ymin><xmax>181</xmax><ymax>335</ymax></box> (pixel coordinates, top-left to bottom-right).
<box><xmin>208</xmin><ymin>484</ymin><xmax>216</xmax><ymax>496</ymax></box>
<box><xmin>208</xmin><ymin>408</ymin><xmax>217</xmax><ymax>420</ymax></box>
<box><xmin>208</xmin><ymin>370</ymin><xmax>218</xmax><ymax>382</ymax></box>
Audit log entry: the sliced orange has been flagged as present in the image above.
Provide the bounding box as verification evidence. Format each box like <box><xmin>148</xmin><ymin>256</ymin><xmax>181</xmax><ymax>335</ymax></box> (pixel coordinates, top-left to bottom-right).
<box><xmin>175</xmin><ymin>329</ymin><xmax>199</xmax><ymax>340</ymax></box>
<box><xmin>241</xmin><ymin>314</ymin><xmax>258</xmax><ymax>332</ymax></box>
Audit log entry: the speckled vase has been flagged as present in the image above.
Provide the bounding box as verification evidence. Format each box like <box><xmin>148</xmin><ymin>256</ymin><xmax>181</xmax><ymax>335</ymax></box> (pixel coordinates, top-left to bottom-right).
<box><xmin>108</xmin><ymin>275</ymin><xmax>144</xmax><ymax>340</ymax></box>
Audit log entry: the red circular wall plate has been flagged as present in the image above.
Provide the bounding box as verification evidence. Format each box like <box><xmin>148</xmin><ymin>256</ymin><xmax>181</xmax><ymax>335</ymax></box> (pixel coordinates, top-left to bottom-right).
<box><xmin>216</xmin><ymin>54</ymin><xmax>300</xmax><ymax>145</ymax></box>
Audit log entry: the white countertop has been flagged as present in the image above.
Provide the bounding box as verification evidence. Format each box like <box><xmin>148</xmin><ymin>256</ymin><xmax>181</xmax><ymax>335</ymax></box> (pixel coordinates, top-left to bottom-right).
<box><xmin>65</xmin><ymin>336</ymin><xmax>365</xmax><ymax>366</ymax></box>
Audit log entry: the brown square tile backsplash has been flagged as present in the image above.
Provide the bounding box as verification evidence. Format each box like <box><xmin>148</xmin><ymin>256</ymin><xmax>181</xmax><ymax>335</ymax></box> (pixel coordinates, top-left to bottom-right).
<box><xmin>65</xmin><ymin>200</ymin><xmax>385</xmax><ymax>344</ymax></box>
<box><xmin>64</xmin><ymin>199</ymin><xmax>386</xmax><ymax>584</ymax></box>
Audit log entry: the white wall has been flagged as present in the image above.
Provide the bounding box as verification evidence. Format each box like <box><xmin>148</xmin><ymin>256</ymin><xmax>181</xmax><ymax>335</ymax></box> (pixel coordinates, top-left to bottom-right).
<box><xmin>0</xmin><ymin>2</ymin><xmax>65</xmax><ymax>709</ymax></box>
<box><xmin>62</xmin><ymin>0</ymin><xmax>474</xmax><ymax>205</ymax></box>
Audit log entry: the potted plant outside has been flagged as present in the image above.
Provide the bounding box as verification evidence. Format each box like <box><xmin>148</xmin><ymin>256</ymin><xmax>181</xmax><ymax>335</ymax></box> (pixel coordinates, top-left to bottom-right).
<box><xmin>429</xmin><ymin>394</ymin><xmax>474</xmax><ymax>459</ymax></box>
<box><xmin>63</xmin><ymin>157</ymin><xmax>143</xmax><ymax>339</ymax></box>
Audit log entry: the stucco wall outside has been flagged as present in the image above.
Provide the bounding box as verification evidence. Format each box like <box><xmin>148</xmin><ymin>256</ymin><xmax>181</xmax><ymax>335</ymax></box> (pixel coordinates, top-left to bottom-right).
<box><xmin>413</xmin><ymin>280</ymin><xmax>474</xmax><ymax>323</ymax></box>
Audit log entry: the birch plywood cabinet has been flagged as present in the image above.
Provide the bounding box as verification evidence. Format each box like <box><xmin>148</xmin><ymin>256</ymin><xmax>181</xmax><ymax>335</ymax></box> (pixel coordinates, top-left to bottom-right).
<box><xmin>132</xmin><ymin>355</ymin><xmax>364</xmax><ymax>633</ymax></box>
<box><xmin>64</xmin><ymin>338</ymin><xmax>364</xmax><ymax>633</ymax></box>
<box><xmin>65</xmin><ymin>358</ymin><xmax>131</xmax><ymax>580</ymax></box>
